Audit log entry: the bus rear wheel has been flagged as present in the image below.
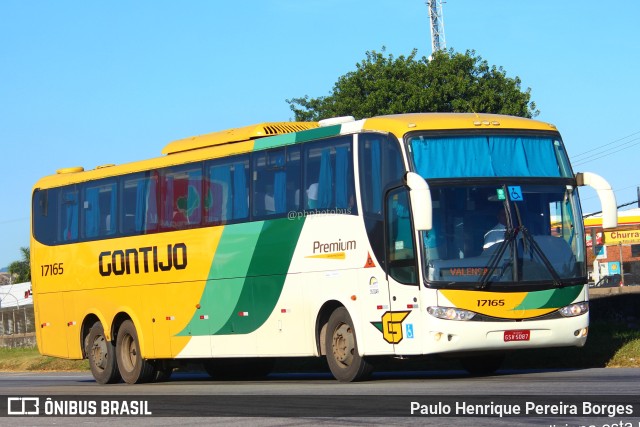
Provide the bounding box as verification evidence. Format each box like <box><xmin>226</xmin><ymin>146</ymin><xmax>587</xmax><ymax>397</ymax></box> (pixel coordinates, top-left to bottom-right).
<box><xmin>325</xmin><ymin>307</ymin><xmax>373</xmax><ymax>382</ymax></box>
<box><xmin>86</xmin><ymin>321</ymin><xmax>121</xmax><ymax>384</ymax></box>
<box><xmin>115</xmin><ymin>320</ymin><xmax>155</xmax><ymax>384</ymax></box>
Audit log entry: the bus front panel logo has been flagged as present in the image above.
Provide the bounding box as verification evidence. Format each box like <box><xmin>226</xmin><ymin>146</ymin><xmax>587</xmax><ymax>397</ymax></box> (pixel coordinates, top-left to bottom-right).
<box><xmin>371</xmin><ymin>311</ymin><xmax>411</xmax><ymax>344</ymax></box>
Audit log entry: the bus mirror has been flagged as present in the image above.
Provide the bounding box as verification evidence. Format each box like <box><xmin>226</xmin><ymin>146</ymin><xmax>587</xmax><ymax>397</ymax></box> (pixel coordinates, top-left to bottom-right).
<box><xmin>576</xmin><ymin>172</ymin><xmax>618</xmax><ymax>229</ymax></box>
<box><xmin>405</xmin><ymin>172</ymin><xmax>432</xmax><ymax>231</ymax></box>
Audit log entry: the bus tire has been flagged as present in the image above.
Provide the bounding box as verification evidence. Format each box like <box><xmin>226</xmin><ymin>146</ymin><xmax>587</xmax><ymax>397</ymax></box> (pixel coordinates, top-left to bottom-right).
<box><xmin>86</xmin><ymin>321</ymin><xmax>121</xmax><ymax>384</ymax></box>
<box><xmin>325</xmin><ymin>307</ymin><xmax>373</xmax><ymax>382</ymax></box>
<box><xmin>115</xmin><ymin>320</ymin><xmax>155</xmax><ymax>384</ymax></box>
<box><xmin>460</xmin><ymin>353</ymin><xmax>505</xmax><ymax>376</ymax></box>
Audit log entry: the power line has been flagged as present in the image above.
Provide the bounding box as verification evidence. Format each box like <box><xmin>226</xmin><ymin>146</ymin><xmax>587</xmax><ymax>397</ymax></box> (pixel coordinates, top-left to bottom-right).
<box><xmin>573</xmin><ymin>129</ymin><xmax>640</xmax><ymax>159</ymax></box>
<box><xmin>572</xmin><ymin>136</ymin><xmax>640</xmax><ymax>167</ymax></box>
<box><xmin>583</xmin><ymin>200</ymin><xmax>638</xmax><ymax>219</ymax></box>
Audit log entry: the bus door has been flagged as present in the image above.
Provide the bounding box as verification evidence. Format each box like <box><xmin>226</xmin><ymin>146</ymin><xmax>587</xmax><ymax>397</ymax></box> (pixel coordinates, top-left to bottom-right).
<box><xmin>383</xmin><ymin>187</ymin><xmax>422</xmax><ymax>354</ymax></box>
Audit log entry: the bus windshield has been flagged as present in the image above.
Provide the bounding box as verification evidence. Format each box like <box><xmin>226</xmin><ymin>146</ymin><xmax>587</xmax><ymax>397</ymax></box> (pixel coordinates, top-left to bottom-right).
<box><xmin>420</xmin><ymin>183</ymin><xmax>585</xmax><ymax>288</ymax></box>
<box><xmin>407</xmin><ymin>133</ymin><xmax>584</xmax><ymax>288</ymax></box>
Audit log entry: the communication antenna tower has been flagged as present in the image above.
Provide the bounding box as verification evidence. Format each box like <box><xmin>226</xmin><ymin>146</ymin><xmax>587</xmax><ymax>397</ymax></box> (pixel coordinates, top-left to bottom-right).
<box><xmin>426</xmin><ymin>0</ymin><xmax>446</xmax><ymax>56</ymax></box>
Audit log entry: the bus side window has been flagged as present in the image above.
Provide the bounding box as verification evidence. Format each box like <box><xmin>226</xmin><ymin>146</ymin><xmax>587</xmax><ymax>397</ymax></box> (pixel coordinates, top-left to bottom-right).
<box><xmin>122</xmin><ymin>173</ymin><xmax>159</xmax><ymax>235</ymax></box>
<box><xmin>159</xmin><ymin>166</ymin><xmax>202</xmax><ymax>230</ymax></box>
<box><xmin>32</xmin><ymin>188</ymin><xmax>59</xmax><ymax>245</ymax></box>
<box><xmin>83</xmin><ymin>180</ymin><xmax>117</xmax><ymax>239</ymax></box>
<box><xmin>206</xmin><ymin>155</ymin><xmax>249</xmax><ymax>224</ymax></box>
<box><xmin>304</xmin><ymin>137</ymin><xmax>355</xmax><ymax>212</ymax></box>
<box><xmin>385</xmin><ymin>187</ymin><xmax>417</xmax><ymax>284</ymax></box>
<box><xmin>359</xmin><ymin>133</ymin><xmax>405</xmax><ymax>268</ymax></box>
<box><xmin>252</xmin><ymin>147</ymin><xmax>299</xmax><ymax>219</ymax></box>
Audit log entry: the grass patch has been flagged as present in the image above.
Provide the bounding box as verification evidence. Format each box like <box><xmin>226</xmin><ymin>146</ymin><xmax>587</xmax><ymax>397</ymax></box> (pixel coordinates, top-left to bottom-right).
<box><xmin>0</xmin><ymin>347</ymin><xmax>88</xmax><ymax>372</ymax></box>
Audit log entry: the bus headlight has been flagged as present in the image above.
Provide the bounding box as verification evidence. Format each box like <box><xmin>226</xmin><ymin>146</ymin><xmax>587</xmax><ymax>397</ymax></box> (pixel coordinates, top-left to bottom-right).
<box><xmin>559</xmin><ymin>302</ymin><xmax>589</xmax><ymax>317</ymax></box>
<box><xmin>427</xmin><ymin>306</ymin><xmax>476</xmax><ymax>321</ymax></box>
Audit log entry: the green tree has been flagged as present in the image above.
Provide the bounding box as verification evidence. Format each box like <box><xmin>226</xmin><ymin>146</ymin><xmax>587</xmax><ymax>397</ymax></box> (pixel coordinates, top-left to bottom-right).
<box><xmin>8</xmin><ymin>246</ymin><xmax>30</xmax><ymax>283</ymax></box>
<box><xmin>287</xmin><ymin>48</ymin><xmax>538</xmax><ymax>121</ymax></box>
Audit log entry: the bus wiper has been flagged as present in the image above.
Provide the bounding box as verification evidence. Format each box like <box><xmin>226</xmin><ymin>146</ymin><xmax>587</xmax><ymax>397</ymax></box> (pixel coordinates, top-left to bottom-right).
<box><xmin>478</xmin><ymin>228</ymin><xmax>517</xmax><ymax>290</ymax></box>
<box><xmin>519</xmin><ymin>226</ymin><xmax>564</xmax><ymax>287</ymax></box>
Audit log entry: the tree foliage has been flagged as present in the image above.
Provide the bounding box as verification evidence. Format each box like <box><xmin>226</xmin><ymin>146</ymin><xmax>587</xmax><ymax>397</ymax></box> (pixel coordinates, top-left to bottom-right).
<box><xmin>8</xmin><ymin>247</ymin><xmax>30</xmax><ymax>283</ymax></box>
<box><xmin>287</xmin><ymin>48</ymin><xmax>538</xmax><ymax>121</ymax></box>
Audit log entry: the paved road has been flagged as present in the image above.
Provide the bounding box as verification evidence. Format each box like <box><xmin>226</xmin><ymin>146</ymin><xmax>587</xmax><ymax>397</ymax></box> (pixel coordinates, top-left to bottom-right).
<box><xmin>0</xmin><ymin>368</ymin><xmax>639</xmax><ymax>426</ymax></box>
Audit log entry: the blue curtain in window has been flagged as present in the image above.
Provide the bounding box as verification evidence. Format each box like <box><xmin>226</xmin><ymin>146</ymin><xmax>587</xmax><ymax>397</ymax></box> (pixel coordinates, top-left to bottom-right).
<box><xmin>85</xmin><ymin>187</ymin><xmax>100</xmax><ymax>238</ymax></box>
<box><xmin>411</xmin><ymin>137</ymin><xmax>494</xmax><ymax>178</ymax></box>
<box><xmin>135</xmin><ymin>180</ymin><xmax>148</xmax><ymax>232</ymax></box>
<box><xmin>210</xmin><ymin>165</ymin><xmax>231</xmax><ymax>222</ymax></box>
<box><xmin>488</xmin><ymin>136</ymin><xmax>528</xmax><ymax>176</ymax></box>
<box><xmin>521</xmin><ymin>137</ymin><xmax>561</xmax><ymax>177</ymax></box>
<box><xmin>335</xmin><ymin>146</ymin><xmax>348</xmax><ymax>208</ymax></box>
<box><xmin>370</xmin><ymin>139</ymin><xmax>382</xmax><ymax>214</ymax></box>
<box><xmin>233</xmin><ymin>161</ymin><xmax>248</xmax><ymax>219</ymax></box>
<box><xmin>274</xmin><ymin>153</ymin><xmax>286</xmax><ymax>214</ymax></box>
<box><xmin>317</xmin><ymin>149</ymin><xmax>333</xmax><ymax>208</ymax></box>
<box><xmin>411</xmin><ymin>136</ymin><xmax>561</xmax><ymax>178</ymax></box>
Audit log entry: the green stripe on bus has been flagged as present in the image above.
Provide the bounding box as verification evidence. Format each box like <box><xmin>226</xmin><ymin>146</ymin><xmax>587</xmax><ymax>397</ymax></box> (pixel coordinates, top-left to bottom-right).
<box><xmin>213</xmin><ymin>217</ymin><xmax>305</xmax><ymax>334</ymax></box>
<box><xmin>253</xmin><ymin>132</ymin><xmax>297</xmax><ymax>151</ymax></box>
<box><xmin>178</xmin><ymin>217</ymin><xmax>306</xmax><ymax>337</ymax></box>
<box><xmin>252</xmin><ymin>125</ymin><xmax>342</xmax><ymax>151</ymax></box>
<box><xmin>177</xmin><ymin>222</ymin><xmax>264</xmax><ymax>337</ymax></box>
<box><xmin>514</xmin><ymin>285</ymin><xmax>582</xmax><ymax>310</ymax></box>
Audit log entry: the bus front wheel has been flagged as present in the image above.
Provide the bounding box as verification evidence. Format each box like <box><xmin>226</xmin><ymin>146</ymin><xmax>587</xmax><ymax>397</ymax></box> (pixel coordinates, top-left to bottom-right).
<box><xmin>86</xmin><ymin>321</ymin><xmax>121</xmax><ymax>384</ymax></box>
<box><xmin>325</xmin><ymin>307</ymin><xmax>373</xmax><ymax>382</ymax></box>
<box><xmin>115</xmin><ymin>320</ymin><xmax>155</xmax><ymax>384</ymax></box>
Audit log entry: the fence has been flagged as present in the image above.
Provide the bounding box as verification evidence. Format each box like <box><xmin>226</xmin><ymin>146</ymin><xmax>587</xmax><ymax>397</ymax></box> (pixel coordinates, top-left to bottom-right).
<box><xmin>0</xmin><ymin>304</ymin><xmax>35</xmax><ymax>336</ymax></box>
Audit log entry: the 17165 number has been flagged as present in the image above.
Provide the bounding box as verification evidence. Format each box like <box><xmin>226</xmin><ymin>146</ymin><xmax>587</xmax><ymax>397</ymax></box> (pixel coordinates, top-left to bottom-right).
<box><xmin>41</xmin><ymin>263</ymin><xmax>64</xmax><ymax>276</ymax></box>
<box><xmin>477</xmin><ymin>299</ymin><xmax>505</xmax><ymax>307</ymax></box>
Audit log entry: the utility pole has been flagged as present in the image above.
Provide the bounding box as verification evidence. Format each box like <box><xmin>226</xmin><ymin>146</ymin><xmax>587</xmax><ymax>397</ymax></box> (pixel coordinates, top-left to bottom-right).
<box><xmin>426</xmin><ymin>0</ymin><xmax>446</xmax><ymax>56</ymax></box>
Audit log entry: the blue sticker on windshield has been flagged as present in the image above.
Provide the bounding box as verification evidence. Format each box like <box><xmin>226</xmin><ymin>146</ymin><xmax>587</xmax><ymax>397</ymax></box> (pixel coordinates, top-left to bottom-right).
<box><xmin>508</xmin><ymin>186</ymin><xmax>523</xmax><ymax>201</ymax></box>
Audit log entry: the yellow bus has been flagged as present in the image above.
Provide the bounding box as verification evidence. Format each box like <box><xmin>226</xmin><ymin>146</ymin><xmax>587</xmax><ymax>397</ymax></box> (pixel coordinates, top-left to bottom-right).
<box><xmin>31</xmin><ymin>113</ymin><xmax>617</xmax><ymax>383</ymax></box>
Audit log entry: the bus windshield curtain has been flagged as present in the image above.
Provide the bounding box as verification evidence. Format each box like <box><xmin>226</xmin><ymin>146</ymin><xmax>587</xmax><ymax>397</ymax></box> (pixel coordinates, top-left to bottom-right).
<box><xmin>210</xmin><ymin>165</ymin><xmax>230</xmax><ymax>222</ymax></box>
<box><xmin>274</xmin><ymin>153</ymin><xmax>286</xmax><ymax>214</ymax></box>
<box><xmin>410</xmin><ymin>136</ymin><xmax>561</xmax><ymax>178</ymax></box>
<box><xmin>85</xmin><ymin>187</ymin><xmax>100</xmax><ymax>238</ymax></box>
<box><xmin>517</xmin><ymin>137</ymin><xmax>561</xmax><ymax>177</ymax></box>
<box><xmin>317</xmin><ymin>149</ymin><xmax>333</xmax><ymax>208</ymax></box>
<box><xmin>335</xmin><ymin>146</ymin><xmax>348</xmax><ymax>208</ymax></box>
<box><xmin>233</xmin><ymin>161</ymin><xmax>248</xmax><ymax>219</ymax></box>
<box><xmin>63</xmin><ymin>191</ymin><xmax>78</xmax><ymax>241</ymax></box>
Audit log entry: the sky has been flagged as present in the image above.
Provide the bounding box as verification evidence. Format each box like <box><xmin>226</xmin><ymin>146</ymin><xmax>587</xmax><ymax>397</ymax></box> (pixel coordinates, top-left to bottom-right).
<box><xmin>1</xmin><ymin>0</ymin><xmax>639</xmax><ymax>269</ymax></box>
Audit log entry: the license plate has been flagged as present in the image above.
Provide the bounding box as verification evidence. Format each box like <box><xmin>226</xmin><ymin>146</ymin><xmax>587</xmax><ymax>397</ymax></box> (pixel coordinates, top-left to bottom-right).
<box><xmin>504</xmin><ymin>330</ymin><xmax>530</xmax><ymax>342</ymax></box>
